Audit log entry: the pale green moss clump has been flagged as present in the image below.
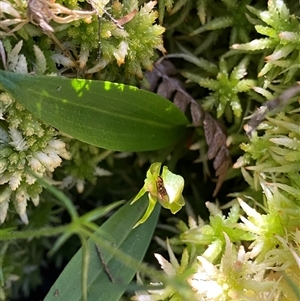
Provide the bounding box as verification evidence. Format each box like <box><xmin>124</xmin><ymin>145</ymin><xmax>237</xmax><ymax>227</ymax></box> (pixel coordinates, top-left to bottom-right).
<box><xmin>0</xmin><ymin>0</ymin><xmax>165</xmax><ymax>82</ymax></box>
<box><xmin>0</xmin><ymin>92</ymin><xmax>70</xmax><ymax>224</ymax></box>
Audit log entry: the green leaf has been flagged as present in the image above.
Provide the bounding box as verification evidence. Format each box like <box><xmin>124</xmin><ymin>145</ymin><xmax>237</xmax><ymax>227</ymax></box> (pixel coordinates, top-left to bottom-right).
<box><xmin>0</xmin><ymin>70</ymin><xmax>189</xmax><ymax>151</ymax></box>
<box><xmin>43</xmin><ymin>197</ymin><xmax>160</xmax><ymax>301</ymax></box>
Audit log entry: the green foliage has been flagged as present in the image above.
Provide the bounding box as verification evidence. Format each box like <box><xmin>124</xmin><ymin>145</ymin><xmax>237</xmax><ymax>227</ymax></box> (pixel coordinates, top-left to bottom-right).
<box><xmin>232</xmin><ymin>0</ymin><xmax>300</xmax><ymax>83</ymax></box>
<box><xmin>0</xmin><ymin>70</ymin><xmax>188</xmax><ymax>152</ymax></box>
<box><xmin>0</xmin><ymin>0</ymin><xmax>165</xmax><ymax>83</ymax></box>
<box><xmin>180</xmin><ymin>202</ymin><xmax>255</xmax><ymax>263</ymax></box>
<box><xmin>191</xmin><ymin>0</ymin><xmax>254</xmax><ymax>44</ymax></box>
<box><xmin>238</xmin><ymin>104</ymin><xmax>300</xmax><ymax>203</ymax></box>
<box><xmin>0</xmin><ymin>0</ymin><xmax>300</xmax><ymax>300</ymax></box>
<box><xmin>43</xmin><ymin>195</ymin><xmax>160</xmax><ymax>301</ymax></box>
<box><xmin>182</xmin><ymin>56</ymin><xmax>256</xmax><ymax>120</ymax></box>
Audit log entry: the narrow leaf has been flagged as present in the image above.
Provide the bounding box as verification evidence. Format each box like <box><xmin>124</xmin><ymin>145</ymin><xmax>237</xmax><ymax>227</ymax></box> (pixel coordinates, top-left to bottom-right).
<box><xmin>43</xmin><ymin>197</ymin><xmax>160</xmax><ymax>301</ymax></box>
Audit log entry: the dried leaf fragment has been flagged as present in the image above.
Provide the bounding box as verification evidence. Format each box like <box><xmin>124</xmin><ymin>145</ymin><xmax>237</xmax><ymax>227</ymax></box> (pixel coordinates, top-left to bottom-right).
<box><xmin>245</xmin><ymin>84</ymin><xmax>300</xmax><ymax>136</ymax></box>
<box><xmin>27</xmin><ymin>0</ymin><xmax>93</xmax><ymax>32</ymax></box>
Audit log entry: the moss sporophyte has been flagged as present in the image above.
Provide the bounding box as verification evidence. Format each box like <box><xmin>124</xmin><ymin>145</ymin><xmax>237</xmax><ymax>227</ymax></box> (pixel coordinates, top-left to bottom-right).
<box><xmin>130</xmin><ymin>162</ymin><xmax>185</xmax><ymax>228</ymax></box>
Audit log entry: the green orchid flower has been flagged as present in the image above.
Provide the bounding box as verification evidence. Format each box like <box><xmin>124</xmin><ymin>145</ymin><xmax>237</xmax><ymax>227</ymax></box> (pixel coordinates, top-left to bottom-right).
<box><xmin>131</xmin><ymin>162</ymin><xmax>185</xmax><ymax>228</ymax></box>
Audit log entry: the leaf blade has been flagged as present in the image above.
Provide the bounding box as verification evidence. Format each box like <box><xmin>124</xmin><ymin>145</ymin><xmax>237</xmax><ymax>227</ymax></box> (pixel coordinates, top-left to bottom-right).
<box><xmin>0</xmin><ymin>71</ymin><xmax>189</xmax><ymax>151</ymax></box>
<box><xmin>43</xmin><ymin>197</ymin><xmax>160</xmax><ymax>301</ymax></box>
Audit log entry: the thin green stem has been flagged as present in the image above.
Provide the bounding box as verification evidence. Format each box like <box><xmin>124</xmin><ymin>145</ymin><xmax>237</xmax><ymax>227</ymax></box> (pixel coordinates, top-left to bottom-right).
<box><xmin>27</xmin><ymin>169</ymin><xmax>78</xmax><ymax>220</ymax></box>
<box><xmin>0</xmin><ymin>225</ymin><xmax>68</xmax><ymax>240</ymax></box>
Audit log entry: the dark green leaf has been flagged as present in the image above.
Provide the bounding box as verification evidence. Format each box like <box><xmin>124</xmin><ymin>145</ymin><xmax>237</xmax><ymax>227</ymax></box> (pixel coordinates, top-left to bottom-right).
<box><xmin>43</xmin><ymin>197</ymin><xmax>160</xmax><ymax>301</ymax></box>
<box><xmin>0</xmin><ymin>71</ymin><xmax>188</xmax><ymax>151</ymax></box>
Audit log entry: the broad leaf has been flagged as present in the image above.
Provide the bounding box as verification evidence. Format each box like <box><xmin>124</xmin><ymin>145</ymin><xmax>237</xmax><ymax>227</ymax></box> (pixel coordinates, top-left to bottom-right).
<box><xmin>43</xmin><ymin>197</ymin><xmax>160</xmax><ymax>301</ymax></box>
<box><xmin>0</xmin><ymin>70</ymin><xmax>189</xmax><ymax>151</ymax></box>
